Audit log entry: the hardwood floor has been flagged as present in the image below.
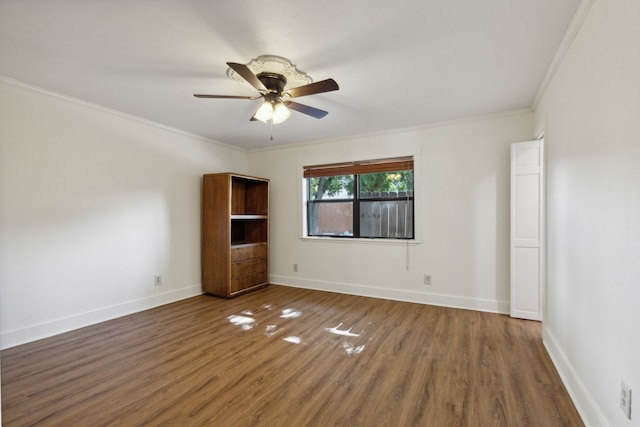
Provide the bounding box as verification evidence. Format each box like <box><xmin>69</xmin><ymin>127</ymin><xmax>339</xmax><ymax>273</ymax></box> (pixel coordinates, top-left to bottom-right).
<box><xmin>2</xmin><ymin>285</ymin><xmax>583</xmax><ymax>426</ymax></box>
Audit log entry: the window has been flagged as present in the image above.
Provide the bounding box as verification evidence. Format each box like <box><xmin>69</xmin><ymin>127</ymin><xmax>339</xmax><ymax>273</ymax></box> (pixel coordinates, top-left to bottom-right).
<box><xmin>304</xmin><ymin>157</ymin><xmax>414</xmax><ymax>239</ymax></box>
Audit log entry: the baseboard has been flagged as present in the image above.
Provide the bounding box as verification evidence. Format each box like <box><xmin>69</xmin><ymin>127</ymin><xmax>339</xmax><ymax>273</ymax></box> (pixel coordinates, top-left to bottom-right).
<box><xmin>1</xmin><ymin>284</ymin><xmax>203</xmax><ymax>350</ymax></box>
<box><xmin>1</xmin><ymin>278</ymin><xmax>508</xmax><ymax>350</ymax></box>
<box><xmin>542</xmin><ymin>327</ymin><xmax>608</xmax><ymax>427</ymax></box>
<box><xmin>270</xmin><ymin>275</ymin><xmax>510</xmax><ymax>314</ymax></box>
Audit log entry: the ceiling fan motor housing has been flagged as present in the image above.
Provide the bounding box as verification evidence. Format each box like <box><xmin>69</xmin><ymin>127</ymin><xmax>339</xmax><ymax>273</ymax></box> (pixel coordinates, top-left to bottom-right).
<box><xmin>257</xmin><ymin>72</ymin><xmax>287</xmax><ymax>95</ymax></box>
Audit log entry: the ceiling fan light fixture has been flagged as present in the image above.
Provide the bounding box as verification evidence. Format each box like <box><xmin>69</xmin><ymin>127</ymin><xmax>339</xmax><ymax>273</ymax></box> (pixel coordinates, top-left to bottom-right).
<box><xmin>254</xmin><ymin>96</ymin><xmax>291</xmax><ymax>124</ymax></box>
<box><xmin>272</xmin><ymin>102</ymin><xmax>291</xmax><ymax>124</ymax></box>
<box><xmin>254</xmin><ymin>100</ymin><xmax>274</xmax><ymax>123</ymax></box>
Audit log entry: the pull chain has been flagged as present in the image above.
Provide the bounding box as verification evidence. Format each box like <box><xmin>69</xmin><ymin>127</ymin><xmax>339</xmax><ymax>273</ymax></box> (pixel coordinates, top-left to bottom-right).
<box><xmin>406</xmin><ymin>240</ymin><xmax>410</xmax><ymax>271</ymax></box>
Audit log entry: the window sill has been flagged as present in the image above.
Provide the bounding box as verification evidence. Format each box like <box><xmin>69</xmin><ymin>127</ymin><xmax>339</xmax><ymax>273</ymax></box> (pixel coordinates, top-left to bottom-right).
<box><xmin>300</xmin><ymin>236</ymin><xmax>421</xmax><ymax>246</ymax></box>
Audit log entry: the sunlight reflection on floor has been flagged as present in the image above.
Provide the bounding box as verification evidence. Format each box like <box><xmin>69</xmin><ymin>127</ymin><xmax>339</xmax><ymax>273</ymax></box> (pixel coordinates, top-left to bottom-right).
<box><xmin>325</xmin><ymin>323</ymin><xmax>362</xmax><ymax>337</ymax></box>
<box><xmin>226</xmin><ymin>314</ymin><xmax>256</xmax><ymax>331</ymax></box>
<box><xmin>280</xmin><ymin>308</ymin><xmax>302</xmax><ymax>318</ymax></box>
<box><xmin>283</xmin><ymin>336</ymin><xmax>301</xmax><ymax>344</ymax></box>
<box><xmin>226</xmin><ymin>305</ymin><xmax>371</xmax><ymax>356</ymax></box>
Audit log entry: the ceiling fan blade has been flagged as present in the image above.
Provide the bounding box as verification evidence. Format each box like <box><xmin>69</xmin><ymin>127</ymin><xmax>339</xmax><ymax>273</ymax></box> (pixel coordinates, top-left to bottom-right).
<box><xmin>285</xmin><ymin>101</ymin><xmax>329</xmax><ymax>119</ymax></box>
<box><xmin>194</xmin><ymin>94</ymin><xmax>260</xmax><ymax>99</ymax></box>
<box><xmin>227</xmin><ymin>62</ymin><xmax>268</xmax><ymax>92</ymax></box>
<box><xmin>285</xmin><ymin>79</ymin><xmax>339</xmax><ymax>99</ymax></box>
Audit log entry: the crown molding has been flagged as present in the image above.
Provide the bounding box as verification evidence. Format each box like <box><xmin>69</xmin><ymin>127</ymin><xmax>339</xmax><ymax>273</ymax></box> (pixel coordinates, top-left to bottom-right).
<box><xmin>532</xmin><ymin>0</ymin><xmax>596</xmax><ymax>109</ymax></box>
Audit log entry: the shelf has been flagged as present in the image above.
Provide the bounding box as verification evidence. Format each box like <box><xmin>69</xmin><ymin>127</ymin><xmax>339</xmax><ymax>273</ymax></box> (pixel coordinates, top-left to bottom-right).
<box><xmin>231</xmin><ymin>241</ymin><xmax>261</xmax><ymax>247</ymax></box>
<box><xmin>231</xmin><ymin>176</ymin><xmax>269</xmax><ymax>216</ymax></box>
<box><xmin>231</xmin><ymin>219</ymin><xmax>267</xmax><ymax>245</ymax></box>
<box><xmin>231</xmin><ymin>215</ymin><xmax>268</xmax><ymax>220</ymax></box>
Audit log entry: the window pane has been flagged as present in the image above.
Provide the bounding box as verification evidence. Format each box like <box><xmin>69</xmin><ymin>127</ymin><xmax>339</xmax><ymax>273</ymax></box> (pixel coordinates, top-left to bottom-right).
<box><xmin>360</xmin><ymin>200</ymin><xmax>414</xmax><ymax>238</ymax></box>
<box><xmin>308</xmin><ymin>202</ymin><xmax>353</xmax><ymax>236</ymax></box>
<box><xmin>359</xmin><ymin>170</ymin><xmax>413</xmax><ymax>195</ymax></box>
<box><xmin>309</xmin><ymin>175</ymin><xmax>354</xmax><ymax>200</ymax></box>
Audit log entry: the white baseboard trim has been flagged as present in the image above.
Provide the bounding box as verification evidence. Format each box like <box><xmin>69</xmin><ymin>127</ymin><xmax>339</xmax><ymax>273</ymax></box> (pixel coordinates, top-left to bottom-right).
<box><xmin>270</xmin><ymin>275</ymin><xmax>509</xmax><ymax>314</ymax></box>
<box><xmin>1</xmin><ymin>284</ymin><xmax>203</xmax><ymax>350</ymax></box>
<box><xmin>542</xmin><ymin>326</ymin><xmax>608</xmax><ymax>427</ymax></box>
<box><xmin>1</xmin><ymin>278</ymin><xmax>508</xmax><ymax>350</ymax></box>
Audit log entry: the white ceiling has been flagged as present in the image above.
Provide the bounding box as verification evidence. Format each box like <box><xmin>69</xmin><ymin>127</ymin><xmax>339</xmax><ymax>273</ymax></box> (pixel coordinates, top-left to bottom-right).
<box><xmin>0</xmin><ymin>0</ymin><xmax>580</xmax><ymax>150</ymax></box>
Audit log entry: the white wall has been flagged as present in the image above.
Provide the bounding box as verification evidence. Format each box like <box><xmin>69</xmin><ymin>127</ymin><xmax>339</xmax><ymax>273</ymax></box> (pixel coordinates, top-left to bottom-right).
<box><xmin>0</xmin><ymin>78</ymin><xmax>247</xmax><ymax>349</ymax></box>
<box><xmin>249</xmin><ymin>111</ymin><xmax>533</xmax><ymax>312</ymax></box>
<box><xmin>535</xmin><ymin>0</ymin><xmax>640</xmax><ymax>425</ymax></box>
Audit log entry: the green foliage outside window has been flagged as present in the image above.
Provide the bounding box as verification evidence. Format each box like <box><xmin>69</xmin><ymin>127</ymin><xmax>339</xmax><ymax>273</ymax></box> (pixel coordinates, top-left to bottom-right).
<box><xmin>360</xmin><ymin>171</ymin><xmax>413</xmax><ymax>193</ymax></box>
<box><xmin>309</xmin><ymin>175</ymin><xmax>353</xmax><ymax>200</ymax></box>
<box><xmin>310</xmin><ymin>171</ymin><xmax>413</xmax><ymax>200</ymax></box>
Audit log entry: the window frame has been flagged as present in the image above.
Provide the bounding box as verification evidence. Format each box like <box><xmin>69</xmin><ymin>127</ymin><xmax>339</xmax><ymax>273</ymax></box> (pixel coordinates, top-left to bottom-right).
<box><xmin>303</xmin><ymin>156</ymin><xmax>415</xmax><ymax>240</ymax></box>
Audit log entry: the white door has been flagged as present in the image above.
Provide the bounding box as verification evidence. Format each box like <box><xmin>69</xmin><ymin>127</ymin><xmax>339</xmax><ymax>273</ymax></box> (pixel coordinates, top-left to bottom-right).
<box><xmin>510</xmin><ymin>140</ymin><xmax>544</xmax><ymax>320</ymax></box>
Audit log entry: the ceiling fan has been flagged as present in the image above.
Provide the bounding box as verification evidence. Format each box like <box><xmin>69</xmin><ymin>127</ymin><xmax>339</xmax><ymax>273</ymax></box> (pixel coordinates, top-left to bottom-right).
<box><xmin>194</xmin><ymin>61</ymin><xmax>339</xmax><ymax>124</ymax></box>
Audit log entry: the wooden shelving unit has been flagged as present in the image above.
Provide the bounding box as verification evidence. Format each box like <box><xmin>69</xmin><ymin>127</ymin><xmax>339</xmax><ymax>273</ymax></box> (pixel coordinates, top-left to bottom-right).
<box><xmin>202</xmin><ymin>173</ymin><xmax>269</xmax><ymax>297</ymax></box>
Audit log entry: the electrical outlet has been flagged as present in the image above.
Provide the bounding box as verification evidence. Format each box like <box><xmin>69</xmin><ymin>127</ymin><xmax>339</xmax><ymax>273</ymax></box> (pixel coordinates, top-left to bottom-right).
<box><xmin>293</xmin><ymin>263</ymin><xmax>298</xmax><ymax>273</ymax></box>
<box><xmin>620</xmin><ymin>381</ymin><xmax>632</xmax><ymax>419</ymax></box>
<box><xmin>423</xmin><ymin>274</ymin><xmax>432</xmax><ymax>285</ymax></box>
<box><xmin>154</xmin><ymin>275</ymin><xmax>162</xmax><ymax>286</ymax></box>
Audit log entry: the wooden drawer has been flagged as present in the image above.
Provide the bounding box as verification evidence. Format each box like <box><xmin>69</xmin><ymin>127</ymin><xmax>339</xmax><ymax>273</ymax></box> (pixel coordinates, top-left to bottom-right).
<box><xmin>231</xmin><ymin>272</ymin><xmax>269</xmax><ymax>294</ymax></box>
<box><xmin>230</xmin><ymin>243</ymin><xmax>268</xmax><ymax>262</ymax></box>
<box><xmin>231</xmin><ymin>257</ymin><xmax>267</xmax><ymax>277</ymax></box>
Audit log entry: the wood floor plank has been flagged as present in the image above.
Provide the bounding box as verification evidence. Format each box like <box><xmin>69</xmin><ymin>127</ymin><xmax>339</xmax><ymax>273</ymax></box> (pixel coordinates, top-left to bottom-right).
<box><xmin>1</xmin><ymin>285</ymin><xmax>584</xmax><ymax>426</ymax></box>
